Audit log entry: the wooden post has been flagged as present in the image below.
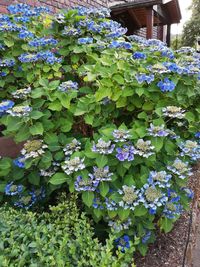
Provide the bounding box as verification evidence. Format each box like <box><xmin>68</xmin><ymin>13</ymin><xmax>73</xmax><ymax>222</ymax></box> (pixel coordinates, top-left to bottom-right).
<box><xmin>157</xmin><ymin>25</ymin><xmax>164</xmax><ymax>41</ymax></box>
<box><xmin>166</xmin><ymin>24</ymin><xmax>171</xmax><ymax>47</ymax></box>
<box><xmin>146</xmin><ymin>7</ymin><xmax>153</xmax><ymax>39</ymax></box>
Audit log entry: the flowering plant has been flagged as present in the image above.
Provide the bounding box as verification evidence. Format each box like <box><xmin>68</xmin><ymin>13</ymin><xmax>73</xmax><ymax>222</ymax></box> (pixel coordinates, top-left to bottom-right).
<box><xmin>0</xmin><ymin>4</ymin><xmax>200</xmax><ymax>256</ymax></box>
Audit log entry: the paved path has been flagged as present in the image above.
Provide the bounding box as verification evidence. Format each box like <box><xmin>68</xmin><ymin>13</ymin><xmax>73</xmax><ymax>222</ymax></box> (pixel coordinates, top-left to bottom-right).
<box><xmin>193</xmin><ymin>223</ymin><xmax>200</xmax><ymax>267</ymax></box>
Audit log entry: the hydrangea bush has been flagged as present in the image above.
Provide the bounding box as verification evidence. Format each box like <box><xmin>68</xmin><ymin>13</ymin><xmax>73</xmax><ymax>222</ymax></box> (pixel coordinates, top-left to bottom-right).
<box><xmin>0</xmin><ymin>4</ymin><xmax>200</xmax><ymax>256</ymax></box>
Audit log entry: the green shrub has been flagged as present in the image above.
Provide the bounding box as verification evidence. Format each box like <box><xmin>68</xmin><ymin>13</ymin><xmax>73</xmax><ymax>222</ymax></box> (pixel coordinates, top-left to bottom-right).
<box><xmin>0</xmin><ymin>194</ymin><xmax>135</xmax><ymax>267</ymax></box>
<box><xmin>0</xmin><ymin>4</ymin><xmax>200</xmax><ymax>255</ymax></box>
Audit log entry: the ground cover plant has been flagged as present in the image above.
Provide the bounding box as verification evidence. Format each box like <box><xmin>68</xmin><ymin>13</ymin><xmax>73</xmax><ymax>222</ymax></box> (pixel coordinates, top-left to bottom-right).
<box><xmin>0</xmin><ymin>3</ymin><xmax>200</xmax><ymax>260</ymax></box>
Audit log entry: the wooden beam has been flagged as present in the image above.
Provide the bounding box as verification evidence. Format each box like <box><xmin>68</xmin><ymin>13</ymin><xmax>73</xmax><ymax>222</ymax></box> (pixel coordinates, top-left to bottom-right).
<box><xmin>166</xmin><ymin>24</ymin><xmax>171</xmax><ymax>47</ymax></box>
<box><xmin>146</xmin><ymin>7</ymin><xmax>154</xmax><ymax>39</ymax></box>
<box><xmin>128</xmin><ymin>9</ymin><xmax>142</xmax><ymax>28</ymax></box>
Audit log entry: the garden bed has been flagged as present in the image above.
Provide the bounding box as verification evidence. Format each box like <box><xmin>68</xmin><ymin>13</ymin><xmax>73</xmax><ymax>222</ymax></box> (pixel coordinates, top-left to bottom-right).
<box><xmin>135</xmin><ymin>163</ymin><xmax>200</xmax><ymax>267</ymax></box>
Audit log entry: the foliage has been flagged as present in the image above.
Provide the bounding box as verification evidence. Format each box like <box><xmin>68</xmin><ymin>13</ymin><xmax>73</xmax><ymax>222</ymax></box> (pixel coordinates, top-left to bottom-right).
<box><xmin>182</xmin><ymin>0</ymin><xmax>200</xmax><ymax>47</ymax></box>
<box><xmin>0</xmin><ymin>194</ymin><xmax>135</xmax><ymax>267</ymax></box>
<box><xmin>0</xmin><ymin>4</ymin><xmax>200</xmax><ymax>256</ymax></box>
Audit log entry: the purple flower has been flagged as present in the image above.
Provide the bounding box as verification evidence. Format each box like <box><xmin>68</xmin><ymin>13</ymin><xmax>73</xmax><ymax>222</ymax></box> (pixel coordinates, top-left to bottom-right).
<box><xmin>116</xmin><ymin>144</ymin><xmax>135</xmax><ymax>161</ymax></box>
<box><xmin>89</xmin><ymin>166</ymin><xmax>113</xmax><ymax>182</ymax></box>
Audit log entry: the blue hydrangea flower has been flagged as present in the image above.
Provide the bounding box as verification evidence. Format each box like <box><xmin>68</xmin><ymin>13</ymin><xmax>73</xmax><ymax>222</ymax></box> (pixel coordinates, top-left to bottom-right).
<box><xmin>142</xmin><ymin>231</ymin><xmax>152</xmax><ymax>244</ymax></box>
<box><xmin>5</xmin><ymin>182</ymin><xmax>23</xmax><ymax>196</ymax></box>
<box><xmin>163</xmin><ymin>201</ymin><xmax>182</xmax><ymax>219</ymax></box>
<box><xmin>0</xmin><ymin>100</ymin><xmax>14</xmax><ymax>116</ymax></box>
<box><xmin>108</xmin><ymin>218</ymin><xmax>132</xmax><ymax>232</ymax></box>
<box><xmin>7</xmin><ymin>105</ymin><xmax>32</xmax><ymax>117</ymax></box>
<box><xmin>109</xmin><ymin>41</ymin><xmax>132</xmax><ymax>50</ymax></box>
<box><xmin>116</xmin><ymin>144</ymin><xmax>135</xmax><ymax>161</ymax></box>
<box><xmin>147</xmin><ymin>171</ymin><xmax>172</xmax><ymax>188</ymax></box>
<box><xmin>93</xmin><ymin>197</ymin><xmax>104</xmax><ymax>209</ymax></box>
<box><xmin>135</xmin><ymin>73</ymin><xmax>154</xmax><ymax>84</ymax></box>
<box><xmin>0</xmin><ymin>22</ymin><xmax>21</xmax><ymax>32</ymax></box>
<box><xmin>62</xmin><ymin>157</ymin><xmax>85</xmax><ymax>175</ymax></box>
<box><xmin>133</xmin><ymin>52</ymin><xmax>146</xmax><ymax>60</ymax></box>
<box><xmin>0</xmin><ymin>14</ymin><xmax>10</xmax><ymax>22</ymax></box>
<box><xmin>28</xmin><ymin>37</ymin><xmax>58</xmax><ymax>47</ymax></box>
<box><xmin>89</xmin><ymin>166</ymin><xmax>113</xmax><ymax>182</ymax></box>
<box><xmin>179</xmin><ymin>140</ymin><xmax>200</xmax><ymax>161</ymax></box>
<box><xmin>14</xmin><ymin>16</ymin><xmax>30</xmax><ymax>23</ymax></box>
<box><xmin>157</xmin><ymin>78</ymin><xmax>176</xmax><ymax>92</ymax></box>
<box><xmin>162</xmin><ymin>106</ymin><xmax>185</xmax><ymax>119</ymax></box>
<box><xmin>139</xmin><ymin>184</ymin><xmax>168</xmax><ymax>214</ymax></box>
<box><xmin>112</xmin><ymin>129</ymin><xmax>131</xmax><ymax>142</ymax></box>
<box><xmin>105</xmin><ymin>197</ymin><xmax>118</xmax><ymax>210</ymax></box>
<box><xmin>115</xmin><ymin>235</ymin><xmax>130</xmax><ymax>252</ymax></box>
<box><xmin>58</xmin><ymin>81</ymin><xmax>78</xmax><ymax>92</ymax></box>
<box><xmin>13</xmin><ymin>156</ymin><xmax>25</xmax><ymax>168</ymax></box>
<box><xmin>195</xmin><ymin>132</ymin><xmax>200</xmax><ymax>138</ymax></box>
<box><xmin>163</xmin><ymin>62</ymin><xmax>183</xmax><ymax>74</ymax></box>
<box><xmin>75</xmin><ymin>175</ymin><xmax>99</xmax><ymax>191</ymax></box>
<box><xmin>134</xmin><ymin>139</ymin><xmax>154</xmax><ymax>158</ymax></box>
<box><xmin>182</xmin><ymin>187</ymin><xmax>194</xmax><ymax>199</ymax></box>
<box><xmin>18</xmin><ymin>30</ymin><xmax>34</xmax><ymax>39</ymax></box>
<box><xmin>14</xmin><ymin>192</ymin><xmax>37</xmax><ymax>209</ymax></box>
<box><xmin>147</xmin><ymin>124</ymin><xmax>169</xmax><ymax>137</ymax></box>
<box><xmin>78</xmin><ymin>37</ymin><xmax>93</xmax><ymax>44</ymax></box>
<box><xmin>118</xmin><ymin>185</ymin><xmax>140</xmax><ymax>210</ymax></box>
<box><xmin>8</xmin><ymin>4</ymin><xmax>50</xmax><ymax>16</ymax></box>
<box><xmin>167</xmin><ymin>158</ymin><xmax>193</xmax><ymax>179</ymax></box>
<box><xmin>63</xmin><ymin>139</ymin><xmax>81</xmax><ymax>156</ymax></box>
<box><xmin>0</xmin><ymin>58</ymin><xmax>15</xmax><ymax>67</ymax></box>
<box><xmin>62</xmin><ymin>26</ymin><xmax>81</xmax><ymax>36</ymax></box>
<box><xmin>92</xmin><ymin>139</ymin><xmax>115</xmax><ymax>154</ymax></box>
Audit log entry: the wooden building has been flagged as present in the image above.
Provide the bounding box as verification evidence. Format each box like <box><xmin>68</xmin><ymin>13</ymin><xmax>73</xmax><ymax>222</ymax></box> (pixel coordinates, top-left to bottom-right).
<box><xmin>109</xmin><ymin>0</ymin><xmax>182</xmax><ymax>46</ymax></box>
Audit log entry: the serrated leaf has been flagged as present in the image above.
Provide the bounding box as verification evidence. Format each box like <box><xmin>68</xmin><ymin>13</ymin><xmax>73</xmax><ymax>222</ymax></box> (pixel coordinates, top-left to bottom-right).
<box><xmin>49</xmin><ymin>172</ymin><xmax>68</xmax><ymax>185</ymax></box>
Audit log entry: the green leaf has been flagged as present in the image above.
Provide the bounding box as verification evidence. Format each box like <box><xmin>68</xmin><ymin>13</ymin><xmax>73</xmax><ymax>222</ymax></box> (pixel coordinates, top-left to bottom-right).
<box><xmin>82</xmin><ymin>191</ymin><xmax>94</xmax><ymax>207</ymax></box>
<box><xmin>118</xmin><ymin>209</ymin><xmax>130</xmax><ymax>220</ymax></box>
<box><xmin>49</xmin><ymin>172</ymin><xmax>68</xmax><ymax>185</ymax></box>
<box><xmin>30</xmin><ymin>122</ymin><xmax>44</xmax><ymax>135</ymax></box>
<box><xmin>48</xmin><ymin>100</ymin><xmax>62</xmax><ymax>111</ymax></box>
<box><xmin>134</xmin><ymin>206</ymin><xmax>147</xmax><ymax>217</ymax></box>
<box><xmin>159</xmin><ymin>217</ymin><xmax>174</xmax><ymax>233</ymax></box>
<box><xmin>96</xmin><ymin>155</ymin><xmax>108</xmax><ymax>168</ymax></box>
<box><xmin>28</xmin><ymin>172</ymin><xmax>40</xmax><ymax>185</ymax></box>
<box><xmin>4</xmin><ymin>39</ymin><xmax>14</xmax><ymax>47</ymax></box>
<box><xmin>113</xmin><ymin>74</ymin><xmax>124</xmax><ymax>85</ymax></box>
<box><xmin>150</xmin><ymin>137</ymin><xmax>164</xmax><ymax>152</ymax></box>
<box><xmin>99</xmin><ymin>182</ymin><xmax>109</xmax><ymax>197</ymax></box>
<box><xmin>30</xmin><ymin>111</ymin><xmax>44</xmax><ymax>120</ymax></box>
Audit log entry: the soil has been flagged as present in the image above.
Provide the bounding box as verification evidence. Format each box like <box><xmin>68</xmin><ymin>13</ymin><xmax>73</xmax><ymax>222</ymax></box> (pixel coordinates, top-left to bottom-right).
<box><xmin>134</xmin><ymin>163</ymin><xmax>200</xmax><ymax>267</ymax></box>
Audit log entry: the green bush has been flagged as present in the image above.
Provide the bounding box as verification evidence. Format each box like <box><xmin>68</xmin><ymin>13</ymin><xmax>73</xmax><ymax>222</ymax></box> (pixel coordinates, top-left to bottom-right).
<box><xmin>0</xmin><ymin>194</ymin><xmax>135</xmax><ymax>267</ymax></box>
<box><xmin>0</xmin><ymin>4</ymin><xmax>200</xmax><ymax>256</ymax></box>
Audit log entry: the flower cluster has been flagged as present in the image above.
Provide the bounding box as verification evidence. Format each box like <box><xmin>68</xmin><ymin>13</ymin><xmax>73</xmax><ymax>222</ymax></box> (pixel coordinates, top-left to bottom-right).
<box><xmin>5</xmin><ymin>182</ymin><xmax>23</xmax><ymax>196</ymax></box>
<box><xmin>21</xmin><ymin>140</ymin><xmax>48</xmax><ymax>160</ymax></box>
<box><xmin>179</xmin><ymin>140</ymin><xmax>200</xmax><ymax>161</ymax></box>
<box><xmin>89</xmin><ymin>166</ymin><xmax>113</xmax><ymax>182</ymax></box>
<box><xmin>112</xmin><ymin>129</ymin><xmax>131</xmax><ymax>142</ymax></box>
<box><xmin>11</xmin><ymin>87</ymin><xmax>31</xmax><ymax>99</ymax></box>
<box><xmin>162</xmin><ymin>106</ymin><xmax>185</xmax><ymax>119</ymax></box>
<box><xmin>140</xmin><ymin>184</ymin><xmax>168</xmax><ymax>214</ymax></box>
<box><xmin>58</xmin><ymin>81</ymin><xmax>78</xmax><ymax>92</ymax></box>
<box><xmin>109</xmin><ymin>41</ymin><xmax>132</xmax><ymax>50</ymax></box>
<box><xmin>118</xmin><ymin>185</ymin><xmax>140</xmax><ymax>210</ymax></box>
<box><xmin>62</xmin><ymin>157</ymin><xmax>85</xmax><ymax>175</ymax></box>
<box><xmin>75</xmin><ymin>6</ymin><xmax>110</xmax><ymax>18</ymax></box>
<box><xmin>147</xmin><ymin>171</ymin><xmax>172</xmax><ymax>188</ymax></box>
<box><xmin>62</xmin><ymin>26</ymin><xmax>81</xmax><ymax>36</ymax></box>
<box><xmin>18</xmin><ymin>29</ymin><xmax>34</xmax><ymax>39</ymax></box>
<box><xmin>135</xmin><ymin>73</ymin><xmax>154</xmax><ymax>84</ymax></box>
<box><xmin>108</xmin><ymin>218</ymin><xmax>132</xmax><ymax>232</ymax></box>
<box><xmin>167</xmin><ymin>158</ymin><xmax>192</xmax><ymax>179</ymax></box>
<box><xmin>0</xmin><ymin>100</ymin><xmax>14</xmax><ymax>116</ymax></box>
<box><xmin>134</xmin><ymin>139</ymin><xmax>154</xmax><ymax>158</ymax></box>
<box><xmin>78</xmin><ymin>37</ymin><xmax>93</xmax><ymax>44</ymax></box>
<box><xmin>92</xmin><ymin>139</ymin><xmax>115</xmax><ymax>154</ymax></box>
<box><xmin>0</xmin><ymin>58</ymin><xmax>15</xmax><ymax>67</ymax></box>
<box><xmin>7</xmin><ymin>105</ymin><xmax>32</xmax><ymax>117</ymax></box>
<box><xmin>28</xmin><ymin>37</ymin><xmax>58</xmax><ymax>47</ymax></box>
<box><xmin>7</xmin><ymin>4</ymin><xmax>50</xmax><ymax>16</ymax></box>
<box><xmin>75</xmin><ymin>175</ymin><xmax>99</xmax><ymax>191</ymax></box>
<box><xmin>133</xmin><ymin>52</ymin><xmax>146</xmax><ymax>60</ymax></box>
<box><xmin>18</xmin><ymin>50</ymin><xmax>62</xmax><ymax>64</ymax></box>
<box><xmin>116</xmin><ymin>144</ymin><xmax>135</xmax><ymax>161</ymax></box>
<box><xmin>115</xmin><ymin>235</ymin><xmax>130</xmax><ymax>252</ymax></box>
<box><xmin>157</xmin><ymin>78</ymin><xmax>176</xmax><ymax>92</ymax></box>
<box><xmin>13</xmin><ymin>156</ymin><xmax>26</xmax><ymax>168</ymax></box>
<box><xmin>147</xmin><ymin>124</ymin><xmax>169</xmax><ymax>137</ymax></box>
<box><xmin>63</xmin><ymin>139</ymin><xmax>81</xmax><ymax>156</ymax></box>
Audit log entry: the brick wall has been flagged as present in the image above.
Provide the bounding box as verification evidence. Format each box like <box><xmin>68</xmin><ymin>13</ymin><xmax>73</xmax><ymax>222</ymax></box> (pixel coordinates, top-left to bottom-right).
<box><xmin>0</xmin><ymin>0</ymin><xmax>108</xmax><ymax>13</ymax></box>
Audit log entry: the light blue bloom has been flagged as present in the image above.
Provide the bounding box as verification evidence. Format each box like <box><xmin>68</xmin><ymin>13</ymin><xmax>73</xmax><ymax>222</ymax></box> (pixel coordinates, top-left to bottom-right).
<box><xmin>157</xmin><ymin>78</ymin><xmax>175</xmax><ymax>92</ymax></box>
<box><xmin>5</xmin><ymin>182</ymin><xmax>23</xmax><ymax>196</ymax></box>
